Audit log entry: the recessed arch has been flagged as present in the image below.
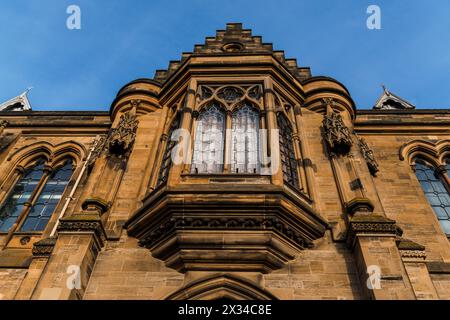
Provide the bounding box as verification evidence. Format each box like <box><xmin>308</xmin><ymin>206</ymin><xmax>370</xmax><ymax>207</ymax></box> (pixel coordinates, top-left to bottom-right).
<box><xmin>7</xmin><ymin>140</ymin><xmax>87</xmax><ymax>169</ymax></box>
<box><xmin>165</xmin><ymin>274</ymin><xmax>278</xmax><ymax>300</ymax></box>
<box><xmin>399</xmin><ymin>139</ymin><xmax>450</xmax><ymax>167</ymax></box>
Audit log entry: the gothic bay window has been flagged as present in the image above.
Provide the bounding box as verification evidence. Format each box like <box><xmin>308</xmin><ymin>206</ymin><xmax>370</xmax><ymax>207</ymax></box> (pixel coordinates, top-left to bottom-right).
<box><xmin>415</xmin><ymin>161</ymin><xmax>450</xmax><ymax>235</ymax></box>
<box><xmin>0</xmin><ymin>158</ymin><xmax>74</xmax><ymax>233</ymax></box>
<box><xmin>277</xmin><ymin>113</ymin><xmax>299</xmax><ymax>189</ymax></box>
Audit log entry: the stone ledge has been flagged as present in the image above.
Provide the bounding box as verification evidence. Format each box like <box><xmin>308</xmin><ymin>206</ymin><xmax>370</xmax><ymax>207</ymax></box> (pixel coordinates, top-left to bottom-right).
<box><xmin>426</xmin><ymin>261</ymin><xmax>450</xmax><ymax>274</ymax></box>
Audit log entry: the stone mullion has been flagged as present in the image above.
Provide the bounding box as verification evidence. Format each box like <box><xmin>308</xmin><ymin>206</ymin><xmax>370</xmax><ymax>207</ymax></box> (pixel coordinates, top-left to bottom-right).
<box><xmin>223</xmin><ymin>110</ymin><xmax>232</xmax><ymax>173</ymax></box>
<box><xmin>293</xmin><ymin>106</ymin><xmax>317</xmax><ymax>202</ymax></box>
<box><xmin>146</xmin><ymin>104</ymin><xmax>171</xmax><ymax>192</ymax></box>
<box><xmin>0</xmin><ymin>166</ymin><xmax>23</xmax><ymax>207</ymax></box>
<box><xmin>169</xmin><ymin>79</ymin><xmax>196</xmax><ymax>183</ymax></box>
<box><xmin>287</xmin><ymin>105</ymin><xmax>308</xmax><ymax>194</ymax></box>
<box><xmin>436</xmin><ymin>165</ymin><xmax>450</xmax><ymax>194</ymax></box>
<box><xmin>259</xmin><ymin>111</ymin><xmax>268</xmax><ymax>173</ymax></box>
<box><xmin>263</xmin><ymin>78</ymin><xmax>283</xmax><ymax>186</ymax></box>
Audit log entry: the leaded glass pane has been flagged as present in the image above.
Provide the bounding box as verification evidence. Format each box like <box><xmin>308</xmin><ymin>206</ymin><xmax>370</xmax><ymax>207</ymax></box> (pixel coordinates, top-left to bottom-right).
<box><xmin>191</xmin><ymin>104</ymin><xmax>225</xmax><ymax>173</ymax></box>
<box><xmin>231</xmin><ymin>104</ymin><xmax>260</xmax><ymax>173</ymax></box>
<box><xmin>157</xmin><ymin>115</ymin><xmax>180</xmax><ymax>187</ymax></box>
<box><xmin>446</xmin><ymin>161</ymin><xmax>450</xmax><ymax>179</ymax></box>
<box><xmin>277</xmin><ymin>113</ymin><xmax>299</xmax><ymax>189</ymax></box>
<box><xmin>415</xmin><ymin>162</ymin><xmax>450</xmax><ymax>235</ymax></box>
<box><xmin>21</xmin><ymin>160</ymin><xmax>73</xmax><ymax>232</ymax></box>
<box><xmin>0</xmin><ymin>159</ymin><xmax>45</xmax><ymax>232</ymax></box>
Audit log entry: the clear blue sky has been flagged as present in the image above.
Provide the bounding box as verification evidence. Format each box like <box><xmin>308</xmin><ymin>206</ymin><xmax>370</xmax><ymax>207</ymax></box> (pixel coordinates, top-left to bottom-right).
<box><xmin>1</xmin><ymin>1</ymin><xmax>449</xmax><ymax>111</ymax></box>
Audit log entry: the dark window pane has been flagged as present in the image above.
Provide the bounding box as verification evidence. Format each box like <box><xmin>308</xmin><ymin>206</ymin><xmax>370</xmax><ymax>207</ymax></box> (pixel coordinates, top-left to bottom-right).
<box><xmin>415</xmin><ymin>161</ymin><xmax>450</xmax><ymax>235</ymax></box>
<box><xmin>157</xmin><ymin>115</ymin><xmax>181</xmax><ymax>188</ymax></box>
<box><xmin>277</xmin><ymin>113</ymin><xmax>299</xmax><ymax>189</ymax></box>
<box><xmin>0</xmin><ymin>159</ymin><xmax>45</xmax><ymax>232</ymax></box>
<box><xmin>20</xmin><ymin>160</ymin><xmax>73</xmax><ymax>232</ymax></box>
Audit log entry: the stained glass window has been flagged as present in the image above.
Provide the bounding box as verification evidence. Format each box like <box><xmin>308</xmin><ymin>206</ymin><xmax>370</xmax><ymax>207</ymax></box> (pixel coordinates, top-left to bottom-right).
<box><xmin>191</xmin><ymin>104</ymin><xmax>225</xmax><ymax>173</ymax></box>
<box><xmin>415</xmin><ymin>161</ymin><xmax>450</xmax><ymax>234</ymax></box>
<box><xmin>231</xmin><ymin>104</ymin><xmax>260</xmax><ymax>173</ymax></box>
<box><xmin>277</xmin><ymin>113</ymin><xmax>299</xmax><ymax>189</ymax></box>
<box><xmin>157</xmin><ymin>115</ymin><xmax>180</xmax><ymax>187</ymax></box>
<box><xmin>0</xmin><ymin>159</ymin><xmax>45</xmax><ymax>232</ymax></box>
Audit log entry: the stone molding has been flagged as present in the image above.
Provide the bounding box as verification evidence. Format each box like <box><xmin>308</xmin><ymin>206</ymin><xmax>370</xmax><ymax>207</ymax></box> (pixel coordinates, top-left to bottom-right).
<box><xmin>32</xmin><ymin>237</ymin><xmax>57</xmax><ymax>258</ymax></box>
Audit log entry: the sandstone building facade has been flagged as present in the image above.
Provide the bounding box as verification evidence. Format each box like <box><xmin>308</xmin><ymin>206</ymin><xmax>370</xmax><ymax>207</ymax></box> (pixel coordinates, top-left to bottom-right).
<box><xmin>0</xmin><ymin>23</ymin><xmax>449</xmax><ymax>300</ymax></box>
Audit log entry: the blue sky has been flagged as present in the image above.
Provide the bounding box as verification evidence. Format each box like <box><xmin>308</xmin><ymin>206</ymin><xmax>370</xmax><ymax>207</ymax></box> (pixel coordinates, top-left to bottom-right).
<box><xmin>1</xmin><ymin>1</ymin><xmax>449</xmax><ymax>111</ymax></box>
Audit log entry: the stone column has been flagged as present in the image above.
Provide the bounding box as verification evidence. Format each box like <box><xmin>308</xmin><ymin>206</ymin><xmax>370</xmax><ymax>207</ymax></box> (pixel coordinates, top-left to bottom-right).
<box><xmin>30</xmin><ymin>214</ymin><xmax>106</xmax><ymax>300</ymax></box>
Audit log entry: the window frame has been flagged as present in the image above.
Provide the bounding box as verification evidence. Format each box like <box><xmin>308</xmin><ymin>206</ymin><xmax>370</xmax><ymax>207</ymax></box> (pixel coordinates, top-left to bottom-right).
<box><xmin>190</xmin><ymin>100</ymin><xmax>263</xmax><ymax>175</ymax></box>
<box><xmin>0</xmin><ymin>157</ymin><xmax>75</xmax><ymax>235</ymax></box>
<box><xmin>412</xmin><ymin>157</ymin><xmax>450</xmax><ymax>238</ymax></box>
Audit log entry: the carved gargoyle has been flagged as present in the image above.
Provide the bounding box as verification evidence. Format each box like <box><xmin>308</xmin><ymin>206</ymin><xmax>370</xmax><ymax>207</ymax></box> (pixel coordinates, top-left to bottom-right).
<box><xmin>322</xmin><ymin>111</ymin><xmax>352</xmax><ymax>155</ymax></box>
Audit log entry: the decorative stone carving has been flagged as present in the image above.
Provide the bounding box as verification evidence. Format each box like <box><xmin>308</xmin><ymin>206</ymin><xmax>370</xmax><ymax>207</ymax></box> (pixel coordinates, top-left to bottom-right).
<box><xmin>323</xmin><ymin>110</ymin><xmax>353</xmax><ymax>155</ymax></box>
<box><xmin>357</xmin><ymin>135</ymin><xmax>379</xmax><ymax>175</ymax></box>
<box><xmin>139</xmin><ymin>216</ymin><xmax>314</xmax><ymax>251</ymax></box>
<box><xmin>57</xmin><ymin>213</ymin><xmax>107</xmax><ymax>247</ymax></box>
<box><xmin>347</xmin><ymin>214</ymin><xmax>403</xmax><ymax>247</ymax></box>
<box><xmin>106</xmin><ymin>110</ymin><xmax>139</xmax><ymax>157</ymax></box>
<box><xmin>0</xmin><ymin>120</ymin><xmax>8</xmax><ymax>132</ymax></box>
<box><xmin>32</xmin><ymin>237</ymin><xmax>57</xmax><ymax>257</ymax></box>
<box><xmin>86</xmin><ymin>110</ymin><xmax>138</xmax><ymax>170</ymax></box>
<box><xmin>86</xmin><ymin>135</ymin><xmax>107</xmax><ymax>170</ymax></box>
<box><xmin>396</xmin><ymin>237</ymin><xmax>426</xmax><ymax>260</ymax></box>
<box><xmin>217</xmin><ymin>86</ymin><xmax>244</xmax><ymax>102</ymax></box>
<box><xmin>248</xmin><ymin>85</ymin><xmax>262</xmax><ymax>100</ymax></box>
<box><xmin>197</xmin><ymin>84</ymin><xmax>263</xmax><ymax>105</ymax></box>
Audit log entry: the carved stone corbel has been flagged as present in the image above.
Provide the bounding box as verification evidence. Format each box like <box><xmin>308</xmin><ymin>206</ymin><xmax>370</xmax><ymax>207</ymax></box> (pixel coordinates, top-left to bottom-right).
<box><xmin>57</xmin><ymin>212</ymin><xmax>107</xmax><ymax>248</ymax></box>
<box><xmin>396</xmin><ymin>237</ymin><xmax>426</xmax><ymax>260</ymax></box>
<box><xmin>106</xmin><ymin>110</ymin><xmax>139</xmax><ymax>158</ymax></box>
<box><xmin>86</xmin><ymin>109</ymin><xmax>139</xmax><ymax>170</ymax></box>
<box><xmin>32</xmin><ymin>237</ymin><xmax>57</xmax><ymax>258</ymax></box>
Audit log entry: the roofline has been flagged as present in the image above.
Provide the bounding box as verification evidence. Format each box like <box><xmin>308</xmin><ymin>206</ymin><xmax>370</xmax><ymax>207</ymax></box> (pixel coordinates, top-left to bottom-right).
<box><xmin>0</xmin><ymin>111</ymin><xmax>110</xmax><ymax>116</ymax></box>
<box><xmin>357</xmin><ymin>109</ymin><xmax>450</xmax><ymax>115</ymax></box>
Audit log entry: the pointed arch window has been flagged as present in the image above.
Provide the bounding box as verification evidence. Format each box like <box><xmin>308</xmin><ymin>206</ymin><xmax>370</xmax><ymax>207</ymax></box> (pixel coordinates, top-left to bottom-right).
<box><xmin>0</xmin><ymin>158</ymin><xmax>74</xmax><ymax>233</ymax></box>
<box><xmin>157</xmin><ymin>115</ymin><xmax>181</xmax><ymax>187</ymax></box>
<box><xmin>415</xmin><ymin>160</ymin><xmax>450</xmax><ymax>235</ymax></box>
<box><xmin>277</xmin><ymin>113</ymin><xmax>299</xmax><ymax>189</ymax></box>
<box><xmin>191</xmin><ymin>104</ymin><xmax>225</xmax><ymax>173</ymax></box>
<box><xmin>231</xmin><ymin>104</ymin><xmax>260</xmax><ymax>173</ymax></box>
